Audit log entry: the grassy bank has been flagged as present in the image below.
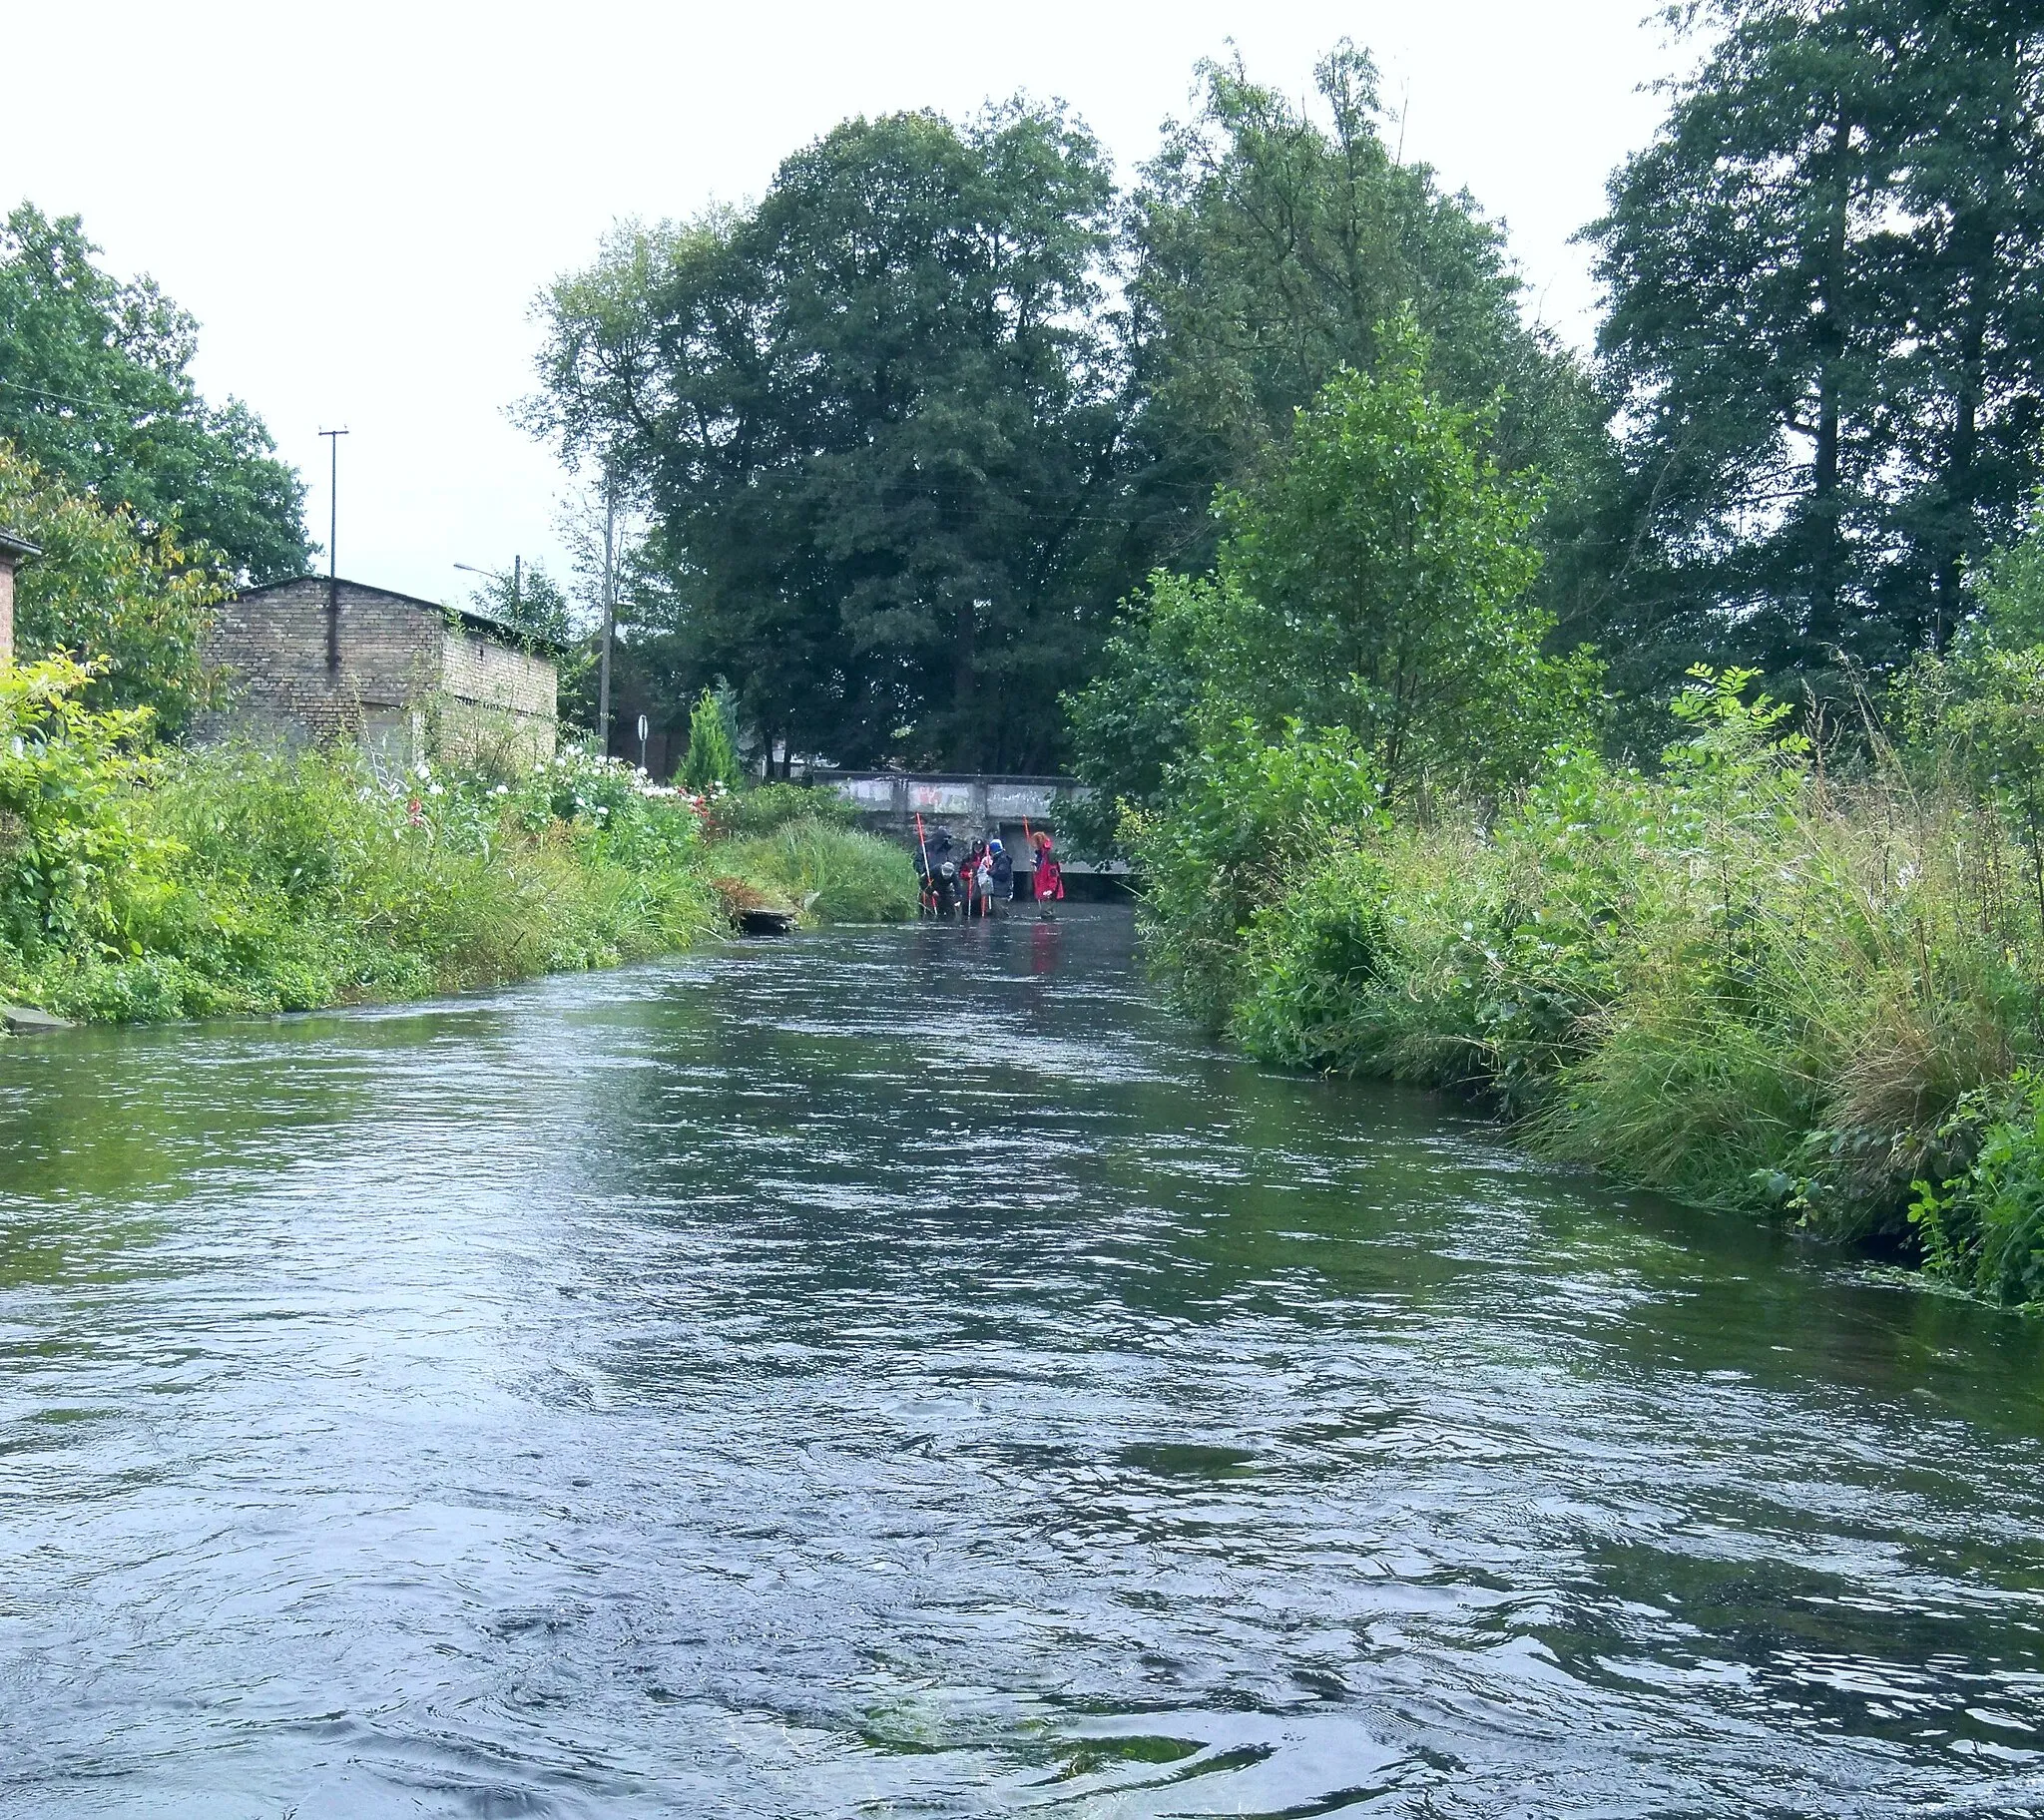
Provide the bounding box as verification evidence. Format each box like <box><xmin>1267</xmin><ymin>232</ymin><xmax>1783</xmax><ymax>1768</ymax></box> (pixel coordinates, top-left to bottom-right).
<box><xmin>1129</xmin><ymin>672</ymin><xmax>2044</xmax><ymax>1307</ymax></box>
<box><xmin>0</xmin><ymin>659</ymin><xmax>915</xmax><ymax>1025</ymax></box>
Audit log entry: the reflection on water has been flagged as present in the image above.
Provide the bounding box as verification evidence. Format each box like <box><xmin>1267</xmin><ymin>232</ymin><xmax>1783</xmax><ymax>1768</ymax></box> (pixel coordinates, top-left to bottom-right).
<box><xmin>3</xmin><ymin>907</ymin><xmax>2044</xmax><ymax>1817</ymax></box>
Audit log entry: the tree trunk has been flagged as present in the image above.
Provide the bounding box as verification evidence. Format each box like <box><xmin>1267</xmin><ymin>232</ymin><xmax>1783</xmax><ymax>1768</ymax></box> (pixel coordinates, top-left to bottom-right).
<box><xmin>1806</xmin><ymin>107</ymin><xmax>1852</xmax><ymax>655</ymax></box>
<box><xmin>1933</xmin><ymin>218</ymin><xmax>1995</xmax><ymax>651</ymax></box>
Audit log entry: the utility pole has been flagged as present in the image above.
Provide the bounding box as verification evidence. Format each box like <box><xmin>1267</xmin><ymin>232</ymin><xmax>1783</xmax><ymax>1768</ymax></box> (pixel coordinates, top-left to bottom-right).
<box><xmin>598</xmin><ymin>471</ymin><xmax>617</xmax><ymax>752</ymax></box>
<box><xmin>512</xmin><ymin>554</ymin><xmax>521</xmax><ymax>627</ymax></box>
<box><xmin>318</xmin><ymin>427</ymin><xmax>348</xmax><ymax>672</ymax></box>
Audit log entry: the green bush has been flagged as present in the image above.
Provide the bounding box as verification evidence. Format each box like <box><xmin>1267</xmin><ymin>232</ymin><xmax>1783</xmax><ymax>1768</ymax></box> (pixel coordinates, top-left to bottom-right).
<box><xmin>715</xmin><ymin>820</ymin><xmax>917</xmax><ymax>924</ymax></box>
<box><xmin>1126</xmin><ymin>668</ymin><xmax>2044</xmax><ymax>1297</ymax></box>
<box><xmin>0</xmin><ymin>445</ymin><xmax>228</xmax><ymax>735</ymax></box>
<box><xmin>715</xmin><ymin>781</ymin><xmax>859</xmax><ymax>836</ymax></box>
<box><xmin>0</xmin><ymin>679</ymin><xmax>724</xmax><ymax>1023</ymax></box>
<box><xmin>1911</xmin><ymin>1077</ymin><xmax>2044</xmax><ymax>1308</ymax></box>
<box><xmin>681</xmin><ymin>687</ymin><xmax>741</xmax><ymax>794</ymax></box>
<box><xmin>1125</xmin><ymin>720</ymin><xmax>1388</xmax><ymax>1028</ymax></box>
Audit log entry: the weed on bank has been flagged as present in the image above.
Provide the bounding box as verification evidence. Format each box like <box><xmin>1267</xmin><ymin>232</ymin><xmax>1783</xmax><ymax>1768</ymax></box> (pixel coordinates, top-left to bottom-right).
<box><xmin>1130</xmin><ymin>670</ymin><xmax>2044</xmax><ymax>1306</ymax></box>
<box><xmin>0</xmin><ymin>658</ymin><xmax>913</xmax><ymax>1025</ymax></box>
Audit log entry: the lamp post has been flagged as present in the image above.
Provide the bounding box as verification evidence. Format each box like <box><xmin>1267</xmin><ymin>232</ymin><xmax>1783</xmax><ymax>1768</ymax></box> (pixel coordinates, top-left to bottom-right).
<box><xmin>453</xmin><ymin>559</ymin><xmax>520</xmax><ymax>624</ymax></box>
<box><xmin>318</xmin><ymin>427</ymin><xmax>347</xmax><ymax>672</ymax></box>
<box><xmin>598</xmin><ymin>473</ymin><xmax>617</xmax><ymax>755</ymax></box>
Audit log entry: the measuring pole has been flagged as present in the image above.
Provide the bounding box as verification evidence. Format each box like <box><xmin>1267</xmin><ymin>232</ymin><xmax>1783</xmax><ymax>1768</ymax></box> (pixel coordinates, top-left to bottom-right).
<box><xmin>318</xmin><ymin>427</ymin><xmax>348</xmax><ymax>671</ymax></box>
<box><xmin>913</xmin><ymin>811</ymin><xmax>934</xmax><ymax>917</ymax></box>
<box><xmin>598</xmin><ymin>473</ymin><xmax>616</xmax><ymax>751</ymax></box>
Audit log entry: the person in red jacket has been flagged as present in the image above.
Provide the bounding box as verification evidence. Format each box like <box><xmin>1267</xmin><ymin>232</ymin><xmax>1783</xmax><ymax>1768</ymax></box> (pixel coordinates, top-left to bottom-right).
<box><xmin>1032</xmin><ymin>832</ymin><xmax>1063</xmax><ymax>920</ymax></box>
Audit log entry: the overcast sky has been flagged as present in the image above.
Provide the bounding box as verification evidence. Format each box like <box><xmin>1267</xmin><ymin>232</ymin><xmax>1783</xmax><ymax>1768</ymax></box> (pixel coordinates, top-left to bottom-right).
<box><xmin>5</xmin><ymin>1</ymin><xmax>1696</xmax><ymax>606</ymax></box>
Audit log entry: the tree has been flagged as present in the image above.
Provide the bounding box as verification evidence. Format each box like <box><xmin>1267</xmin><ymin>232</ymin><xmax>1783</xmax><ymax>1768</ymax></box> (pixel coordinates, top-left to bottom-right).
<box><xmin>529</xmin><ymin>103</ymin><xmax>1133</xmax><ymax>771</ymax></box>
<box><xmin>680</xmin><ymin>686</ymin><xmax>740</xmax><ymax>793</ymax></box>
<box><xmin>0</xmin><ymin>445</ymin><xmax>226</xmax><ymax>734</ymax></box>
<box><xmin>1123</xmin><ymin>44</ymin><xmax>1616</xmax><ymax>624</ymax></box>
<box><xmin>0</xmin><ymin>206</ymin><xmax>309</xmax><ymax>584</ymax></box>
<box><xmin>1586</xmin><ymin>0</ymin><xmax>2044</xmax><ymax>688</ymax></box>
<box><xmin>1069</xmin><ymin>319</ymin><xmax>1596</xmax><ymax>837</ymax></box>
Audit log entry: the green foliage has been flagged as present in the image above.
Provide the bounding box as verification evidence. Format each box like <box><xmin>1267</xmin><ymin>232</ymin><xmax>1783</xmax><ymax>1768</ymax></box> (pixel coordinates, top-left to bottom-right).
<box><xmin>0</xmin><ymin>655</ymin><xmax>161</xmax><ymax>959</ymax></box>
<box><xmin>1123</xmin><ymin>722</ymin><xmax>1387</xmax><ymax>1028</ymax></box>
<box><xmin>1206</xmin><ymin>320</ymin><xmax>1594</xmax><ymax>797</ymax></box>
<box><xmin>681</xmin><ymin>688</ymin><xmax>741</xmax><ymax>794</ymax></box>
<box><xmin>1131</xmin><ymin>662</ymin><xmax>2044</xmax><ymax>1298</ymax></box>
<box><xmin>715</xmin><ymin>821</ymin><xmax>918</xmax><ymax>925</ymax></box>
<box><xmin>1064</xmin><ymin>569</ymin><xmax>1236</xmax><ymax>858</ymax></box>
<box><xmin>1127</xmin><ymin>42</ymin><xmax>1613</xmax><ymax>601</ymax></box>
<box><xmin>0</xmin><ymin>205</ymin><xmax>308</xmax><ymax>583</ymax></box>
<box><xmin>715</xmin><ymin>781</ymin><xmax>859</xmax><ymax>836</ymax></box>
<box><xmin>1231</xmin><ymin>849</ymin><xmax>1400</xmax><ymax>1072</ymax></box>
<box><xmin>0</xmin><ymin>444</ymin><xmax>227</xmax><ymax>732</ymax></box>
<box><xmin>1911</xmin><ymin>1075</ymin><xmax>2044</xmax><ymax>1308</ymax></box>
<box><xmin>1070</xmin><ymin>333</ymin><xmax>1600</xmax><ymax>843</ymax></box>
<box><xmin>0</xmin><ymin>665</ymin><xmax>723</xmax><ymax>1023</ymax></box>
<box><xmin>529</xmin><ymin>102</ymin><xmax>1126</xmax><ymax>771</ymax></box>
<box><xmin>1585</xmin><ymin>0</ymin><xmax>2044</xmax><ymax>687</ymax></box>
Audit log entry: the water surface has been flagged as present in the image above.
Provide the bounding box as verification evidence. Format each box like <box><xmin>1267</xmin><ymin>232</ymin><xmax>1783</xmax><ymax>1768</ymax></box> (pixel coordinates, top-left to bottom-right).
<box><xmin>4</xmin><ymin>908</ymin><xmax>2044</xmax><ymax>1816</ymax></box>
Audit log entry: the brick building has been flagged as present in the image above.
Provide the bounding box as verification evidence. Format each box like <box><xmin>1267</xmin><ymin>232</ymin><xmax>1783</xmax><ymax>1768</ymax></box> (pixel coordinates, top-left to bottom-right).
<box><xmin>204</xmin><ymin>576</ymin><xmax>559</xmax><ymax>766</ymax></box>
<box><xmin>0</xmin><ymin>529</ymin><xmax>39</xmax><ymax>667</ymax></box>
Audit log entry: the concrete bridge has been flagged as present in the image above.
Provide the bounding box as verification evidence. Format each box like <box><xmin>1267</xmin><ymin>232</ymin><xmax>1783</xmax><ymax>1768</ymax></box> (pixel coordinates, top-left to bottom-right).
<box><xmin>814</xmin><ymin>772</ymin><xmax>1128</xmax><ymax>882</ymax></box>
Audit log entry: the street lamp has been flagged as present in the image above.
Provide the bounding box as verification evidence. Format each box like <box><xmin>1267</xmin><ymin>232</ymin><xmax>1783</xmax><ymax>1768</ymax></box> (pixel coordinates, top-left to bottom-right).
<box><xmin>452</xmin><ymin>557</ymin><xmax>520</xmax><ymax>620</ymax></box>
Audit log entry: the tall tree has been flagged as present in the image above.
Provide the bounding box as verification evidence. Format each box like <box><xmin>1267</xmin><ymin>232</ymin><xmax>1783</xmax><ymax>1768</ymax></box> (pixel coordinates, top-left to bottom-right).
<box><xmin>1123</xmin><ymin>44</ymin><xmax>1616</xmax><ymax>625</ymax></box>
<box><xmin>0</xmin><ymin>445</ymin><xmax>227</xmax><ymax>734</ymax></box>
<box><xmin>1587</xmin><ymin>0</ymin><xmax>2044</xmax><ymax>687</ymax></box>
<box><xmin>1069</xmin><ymin>319</ymin><xmax>1597</xmax><ymax>834</ymax></box>
<box><xmin>529</xmin><ymin>104</ymin><xmax>1131</xmax><ymax>770</ymax></box>
<box><xmin>0</xmin><ymin>206</ymin><xmax>309</xmax><ymax>584</ymax></box>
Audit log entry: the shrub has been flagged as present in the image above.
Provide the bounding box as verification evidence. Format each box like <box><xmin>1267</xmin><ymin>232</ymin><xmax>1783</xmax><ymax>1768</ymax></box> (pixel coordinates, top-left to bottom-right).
<box><xmin>0</xmin><ymin>444</ymin><xmax>228</xmax><ymax>734</ymax></box>
<box><xmin>715</xmin><ymin>821</ymin><xmax>917</xmax><ymax>924</ymax></box>
<box><xmin>681</xmin><ymin>687</ymin><xmax>741</xmax><ymax>794</ymax></box>
<box><xmin>1912</xmin><ymin>1076</ymin><xmax>2044</xmax><ymax>1308</ymax></box>
<box><xmin>1126</xmin><ymin>664</ymin><xmax>2044</xmax><ymax>1295</ymax></box>
<box><xmin>0</xmin><ymin>722</ymin><xmax>722</xmax><ymax>1024</ymax></box>
<box><xmin>1124</xmin><ymin>720</ymin><xmax>1388</xmax><ymax>1027</ymax></box>
<box><xmin>0</xmin><ymin>655</ymin><xmax>162</xmax><ymax>960</ymax></box>
<box><xmin>715</xmin><ymin>781</ymin><xmax>859</xmax><ymax>836</ymax></box>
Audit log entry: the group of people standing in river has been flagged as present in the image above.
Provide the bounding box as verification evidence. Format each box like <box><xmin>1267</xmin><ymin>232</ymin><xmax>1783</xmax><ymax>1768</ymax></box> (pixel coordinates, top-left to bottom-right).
<box><xmin>914</xmin><ymin>825</ymin><xmax>1063</xmax><ymax>920</ymax></box>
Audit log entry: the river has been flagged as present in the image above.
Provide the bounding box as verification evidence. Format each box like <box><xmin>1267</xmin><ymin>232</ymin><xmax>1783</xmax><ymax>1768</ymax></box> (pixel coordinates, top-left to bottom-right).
<box><xmin>3</xmin><ymin>906</ymin><xmax>2043</xmax><ymax>1817</ymax></box>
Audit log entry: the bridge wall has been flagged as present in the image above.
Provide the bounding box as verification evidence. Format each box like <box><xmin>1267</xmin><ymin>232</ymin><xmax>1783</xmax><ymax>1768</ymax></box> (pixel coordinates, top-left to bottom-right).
<box><xmin>816</xmin><ymin>773</ymin><xmax>1128</xmax><ymax>880</ymax></box>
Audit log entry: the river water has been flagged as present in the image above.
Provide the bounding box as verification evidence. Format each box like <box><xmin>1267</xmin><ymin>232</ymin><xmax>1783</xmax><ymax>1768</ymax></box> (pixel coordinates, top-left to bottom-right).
<box><xmin>4</xmin><ymin>907</ymin><xmax>2044</xmax><ymax>1817</ymax></box>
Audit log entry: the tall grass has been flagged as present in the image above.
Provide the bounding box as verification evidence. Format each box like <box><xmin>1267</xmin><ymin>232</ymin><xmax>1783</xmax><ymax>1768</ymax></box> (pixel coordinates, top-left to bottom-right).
<box><xmin>1133</xmin><ymin>673</ymin><xmax>2044</xmax><ymax>1300</ymax></box>
<box><xmin>716</xmin><ymin>819</ymin><xmax>919</xmax><ymax>924</ymax></box>
<box><xmin>0</xmin><ymin>736</ymin><xmax>723</xmax><ymax>1023</ymax></box>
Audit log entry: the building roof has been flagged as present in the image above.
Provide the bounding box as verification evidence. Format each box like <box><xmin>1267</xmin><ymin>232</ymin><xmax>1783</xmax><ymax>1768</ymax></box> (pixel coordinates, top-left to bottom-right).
<box><xmin>0</xmin><ymin>529</ymin><xmax>42</xmax><ymax>561</ymax></box>
<box><xmin>234</xmin><ymin>574</ymin><xmax>570</xmax><ymax>655</ymax></box>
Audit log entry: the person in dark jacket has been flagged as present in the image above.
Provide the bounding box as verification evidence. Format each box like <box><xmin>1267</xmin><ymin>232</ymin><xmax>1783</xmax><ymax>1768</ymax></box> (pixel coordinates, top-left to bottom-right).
<box><xmin>923</xmin><ymin>827</ymin><xmax>958</xmax><ymax>915</ymax></box>
<box><xmin>987</xmin><ymin>838</ymin><xmax>1013</xmax><ymax>914</ymax></box>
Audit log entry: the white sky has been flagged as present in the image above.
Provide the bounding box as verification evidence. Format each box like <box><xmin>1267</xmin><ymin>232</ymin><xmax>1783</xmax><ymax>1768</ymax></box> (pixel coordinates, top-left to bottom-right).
<box><xmin>4</xmin><ymin>1</ymin><xmax>1694</xmax><ymax>605</ymax></box>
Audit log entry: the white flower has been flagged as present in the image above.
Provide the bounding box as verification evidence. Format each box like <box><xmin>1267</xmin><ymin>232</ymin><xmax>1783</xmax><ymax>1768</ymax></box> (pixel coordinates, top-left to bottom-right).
<box><xmin>428</xmin><ymin>782</ymin><xmax>445</xmax><ymax>796</ymax></box>
<box><xmin>414</xmin><ymin>762</ymin><xmax>431</xmax><ymax>780</ymax></box>
<box><xmin>494</xmin><ymin>783</ymin><xmax>509</xmax><ymax>796</ymax></box>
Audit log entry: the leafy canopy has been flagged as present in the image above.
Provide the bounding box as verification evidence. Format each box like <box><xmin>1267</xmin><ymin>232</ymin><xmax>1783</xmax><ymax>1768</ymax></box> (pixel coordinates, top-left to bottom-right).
<box><xmin>529</xmin><ymin>103</ymin><xmax>1129</xmax><ymax>771</ymax></box>
<box><xmin>0</xmin><ymin>205</ymin><xmax>309</xmax><ymax>584</ymax></box>
<box><xmin>1585</xmin><ymin>0</ymin><xmax>2044</xmax><ymax>688</ymax></box>
<box><xmin>0</xmin><ymin>444</ymin><xmax>227</xmax><ymax>734</ymax></box>
<box><xmin>1069</xmin><ymin>318</ymin><xmax>1598</xmax><ymax>844</ymax></box>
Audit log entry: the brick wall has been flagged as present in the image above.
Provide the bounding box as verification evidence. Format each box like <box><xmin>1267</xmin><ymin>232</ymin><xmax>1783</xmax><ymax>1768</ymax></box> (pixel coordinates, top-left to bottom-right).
<box><xmin>437</xmin><ymin>625</ymin><xmax>558</xmax><ymax>764</ymax></box>
<box><xmin>0</xmin><ymin>554</ymin><xmax>14</xmax><ymax>668</ymax></box>
<box><xmin>204</xmin><ymin>578</ymin><xmax>557</xmax><ymax>765</ymax></box>
<box><xmin>206</xmin><ymin>579</ymin><xmax>442</xmax><ymax>746</ymax></box>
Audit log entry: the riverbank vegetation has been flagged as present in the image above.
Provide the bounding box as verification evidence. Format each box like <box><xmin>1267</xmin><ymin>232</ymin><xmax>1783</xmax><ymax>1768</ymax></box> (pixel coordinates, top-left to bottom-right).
<box><xmin>1071</xmin><ymin>246</ymin><xmax>2044</xmax><ymax>1307</ymax></box>
<box><xmin>0</xmin><ymin>657</ymin><xmax>912</xmax><ymax>1024</ymax></box>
